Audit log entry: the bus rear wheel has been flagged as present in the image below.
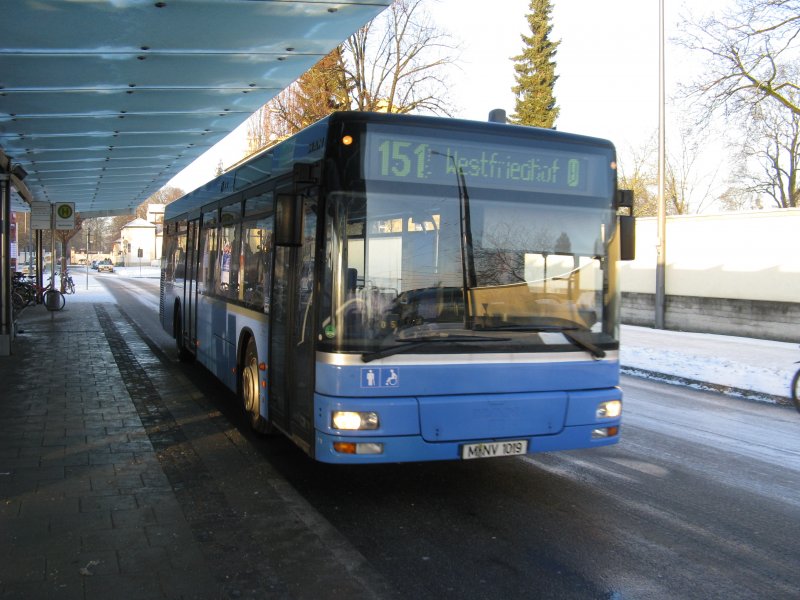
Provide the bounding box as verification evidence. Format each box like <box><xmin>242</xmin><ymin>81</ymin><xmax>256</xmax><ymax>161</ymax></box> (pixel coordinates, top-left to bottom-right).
<box><xmin>241</xmin><ymin>337</ymin><xmax>274</xmax><ymax>435</ymax></box>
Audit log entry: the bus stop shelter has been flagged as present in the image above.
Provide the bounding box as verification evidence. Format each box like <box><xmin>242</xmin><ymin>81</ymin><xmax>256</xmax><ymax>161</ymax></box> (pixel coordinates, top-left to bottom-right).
<box><xmin>0</xmin><ymin>0</ymin><xmax>391</xmax><ymax>355</ymax></box>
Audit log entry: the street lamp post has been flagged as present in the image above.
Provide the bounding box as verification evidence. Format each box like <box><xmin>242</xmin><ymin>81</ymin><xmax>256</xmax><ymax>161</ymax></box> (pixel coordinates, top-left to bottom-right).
<box><xmin>655</xmin><ymin>0</ymin><xmax>667</xmax><ymax>329</ymax></box>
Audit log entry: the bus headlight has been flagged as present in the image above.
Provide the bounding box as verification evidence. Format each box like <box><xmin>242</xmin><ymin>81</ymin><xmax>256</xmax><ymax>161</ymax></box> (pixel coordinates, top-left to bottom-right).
<box><xmin>331</xmin><ymin>411</ymin><xmax>379</xmax><ymax>430</ymax></box>
<box><xmin>596</xmin><ymin>400</ymin><xmax>622</xmax><ymax>419</ymax></box>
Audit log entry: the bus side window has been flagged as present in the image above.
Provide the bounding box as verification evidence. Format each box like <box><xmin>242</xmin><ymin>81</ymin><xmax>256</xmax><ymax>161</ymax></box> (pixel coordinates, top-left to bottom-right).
<box><xmin>218</xmin><ymin>224</ymin><xmax>241</xmax><ymax>297</ymax></box>
<box><xmin>200</xmin><ymin>227</ymin><xmax>217</xmax><ymax>293</ymax></box>
<box><xmin>242</xmin><ymin>218</ymin><xmax>273</xmax><ymax>312</ymax></box>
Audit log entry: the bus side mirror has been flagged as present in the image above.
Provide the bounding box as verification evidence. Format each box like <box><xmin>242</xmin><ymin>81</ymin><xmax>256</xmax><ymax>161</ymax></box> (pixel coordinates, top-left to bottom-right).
<box><xmin>619</xmin><ymin>215</ymin><xmax>635</xmax><ymax>261</ymax></box>
<box><xmin>616</xmin><ymin>189</ymin><xmax>635</xmax><ymax>261</ymax></box>
<box><xmin>275</xmin><ymin>193</ymin><xmax>303</xmax><ymax>246</ymax></box>
<box><xmin>616</xmin><ymin>189</ymin><xmax>633</xmax><ymax>210</ymax></box>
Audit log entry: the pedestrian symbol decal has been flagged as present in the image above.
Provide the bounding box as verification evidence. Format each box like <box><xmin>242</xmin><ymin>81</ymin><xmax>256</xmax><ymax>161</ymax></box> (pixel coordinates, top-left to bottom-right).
<box><xmin>361</xmin><ymin>367</ymin><xmax>401</xmax><ymax>388</ymax></box>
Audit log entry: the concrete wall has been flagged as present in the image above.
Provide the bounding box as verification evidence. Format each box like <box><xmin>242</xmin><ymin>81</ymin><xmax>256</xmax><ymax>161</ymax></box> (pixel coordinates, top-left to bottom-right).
<box><xmin>620</xmin><ymin>209</ymin><xmax>800</xmax><ymax>342</ymax></box>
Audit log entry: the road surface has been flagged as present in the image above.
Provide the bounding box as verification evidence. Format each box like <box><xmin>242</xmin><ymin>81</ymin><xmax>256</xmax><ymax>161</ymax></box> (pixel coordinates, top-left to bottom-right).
<box><xmin>98</xmin><ymin>273</ymin><xmax>800</xmax><ymax>599</ymax></box>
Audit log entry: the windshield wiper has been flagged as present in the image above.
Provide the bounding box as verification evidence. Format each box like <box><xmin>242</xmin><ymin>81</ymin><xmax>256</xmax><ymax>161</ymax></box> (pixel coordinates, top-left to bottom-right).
<box><xmin>431</xmin><ymin>150</ymin><xmax>476</xmax><ymax>330</ymax></box>
<box><xmin>562</xmin><ymin>330</ymin><xmax>606</xmax><ymax>359</ymax></box>
<box><xmin>475</xmin><ymin>324</ymin><xmax>580</xmax><ymax>332</ymax></box>
<box><xmin>361</xmin><ymin>334</ymin><xmax>510</xmax><ymax>363</ymax></box>
<box><xmin>474</xmin><ymin>325</ymin><xmax>606</xmax><ymax>359</ymax></box>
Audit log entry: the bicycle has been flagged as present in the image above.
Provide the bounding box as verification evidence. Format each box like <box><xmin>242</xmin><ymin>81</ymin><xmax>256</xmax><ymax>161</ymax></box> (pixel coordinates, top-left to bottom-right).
<box><xmin>792</xmin><ymin>353</ymin><xmax>800</xmax><ymax>413</ymax></box>
<box><xmin>12</xmin><ymin>272</ymin><xmax>65</xmax><ymax>311</ymax></box>
<box><xmin>12</xmin><ymin>272</ymin><xmax>37</xmax><ymax>308</ymax></box>
<box><xmin>60</xmin><ymin>270</ymin><xmax>76</xmax><ymax>295</ymax></box>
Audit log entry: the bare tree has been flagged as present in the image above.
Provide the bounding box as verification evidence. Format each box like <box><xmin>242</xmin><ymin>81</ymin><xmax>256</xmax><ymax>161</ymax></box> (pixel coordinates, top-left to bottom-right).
<box><xmin>619</xmin><ymin>127</ymin><xmax>721</xmax><ymax>216</ymax></box>
<box><xmin>80</xmin><ymin>217</ymin><xmax>118</xmax><ymax>254</ymax></box>
<box><xmin>246</xmin><ymin>0</ymin><xmax>458</xmax><ymax>155</ymax></box>
<box><xmin>679</xmin><ymin>1</ymin><xmax>800</xmax><ymax>211</ymax></box>
<box><xmin>618</xmin><ymin>137</ymin><xmax>658</xmax><ymax>217</ymax></box>
<box><xmin>55</xmin><ymin>215</ymin><xmax>83</xmax><ymax>289</ymax></box>
<box><xmin>138</xmin><ymin>186</ymin><xmax>184</xmax><ymax>214</ymax></box>
<box><xmin>680</xmin><ymin>0</ymin><xmax>799</xmax><ymax>121</ymax></box>
<box><xmin>665</xmin><ymin>124</ymin><xmax>723</xmax><ymax>214</ymax></box>
<box><xmin>736</xmin><ymin>105</ymin><xmax>800</xmax><ymax>207</ymax></box>
<box><xmin>247</xmin><ymin>49</ymin><xmax>349</xmax><ymax>154</ymax></box>
<box><xmin>104</xmin><ymin>187</ymin><xmax>185</xmax><ymax>253</ymax></box>
<box><xmin>343</xmin><ymin>0</ymin><xmax>458</xmax><ymax>115</ymax></box>
<box><xmin>717</xmin><ymin>182</ymin><xmax>763</xmax><ymax>210</ymax></box>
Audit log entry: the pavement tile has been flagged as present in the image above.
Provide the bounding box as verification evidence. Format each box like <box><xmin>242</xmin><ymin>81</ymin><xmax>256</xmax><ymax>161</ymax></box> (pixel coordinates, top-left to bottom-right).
<box><xmin>81</xmin><ymin>527</ymin><xmax>150</xmax><ymax>552</ymax></box>
<box><xmin>111</xmin><ymin>506</ymin><xmax>158</xmax><ymax>529</ymax></box>
<box><xmin>37</xmin><ymin>474</ymin><xmax>93</xmax><ymax>497</ymax></box>
<box><xmin>43</xmin><ymin>435</ymin><xmax>89</xmax><ymax>447</ymax></box>
<box><xmin>0</xmin><ymin>515</ymin><xmax>49</xmax><ymax>543</ymax></box>
<box><xmin>0</xmin><ymin>497</ymin><xmax>21</xmax><ymax>518</ymax></box>
<box><xmin>0</xmin><ymin>580</ymin><xmax>85</xmax><ymax>600</ymax></box>
<box><xmin>41</xmin><ymin>450</ymin><xmax>91</xmax><ymax>468</ymax></box>
<box><xmin>144</xmin><ymin>525</ymin><xmax>196</xmax><ymax>551</ymax></box>
<box><xmin>83</xmin><ymin>572</ymin><xmax>163</xmax><ymax>600</ymax></box>
<box><xmin>48</xmin><ymin>510</ymin><xmax>114</xmax><ymax>534</ymax></box>
<box><xmin>12</xmin><ymin>465</ymin><xmax>66</xmax><ymax>481</ymax></box>
<box><xmin>19</xmin><ymin>494</ymin><xmax>80</xmax><ymax>517</ymax></box>
<box><xmin>80</xmin><ymin>493</ymin><xmax>138</xmax><ymax>513</ymax></box>
<box><xmin>0</xmin><ymin>446</ymin><xmax>20</xmax><ymax>459</ymax></box>
<box><xmin>116</xmin><ymin>545</ymin><xmax>170</xmax><ymax>575</ymax></box>
<box><xmin>0</xmin><ymin>553</ymin><xmax>45</xmax><ymax>584</ymax></box>
<box><xmin>65</xmin><ymin>463</ymin><xmax>116</xmax><ymax>480</ymax></box>
<box><xmin>1</xmin><ymin>456</ymin><xmax>41</xmax><ymax>469</ymax></box>
<box><xmin>46</xmin><ymin>548</ymin><xmax>120</xmax><ymax>579</ymax></box>
<box><xmin>155</xmin><ymin>575</ymin><xmax>221</xmax><ymax>600</ymax></box>
<box><xmin>88</xmin><ymin>450</ymin><xmax>135</xmax><ymax>465</ymax></box>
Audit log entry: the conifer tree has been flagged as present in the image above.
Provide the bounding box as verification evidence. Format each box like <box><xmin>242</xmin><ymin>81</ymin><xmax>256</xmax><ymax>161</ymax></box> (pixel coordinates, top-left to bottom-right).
<box><xmin>511</xmin><ymin>0</ymin><xmax>560</xmax><ymax>128</ymax></box>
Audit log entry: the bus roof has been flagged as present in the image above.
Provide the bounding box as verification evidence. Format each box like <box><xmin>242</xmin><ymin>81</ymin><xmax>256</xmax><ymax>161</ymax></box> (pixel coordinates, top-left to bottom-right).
<box><xmin>164</xmin><ymin>111</ymin><xmax>616</xmax><ymax>222</ymax></box>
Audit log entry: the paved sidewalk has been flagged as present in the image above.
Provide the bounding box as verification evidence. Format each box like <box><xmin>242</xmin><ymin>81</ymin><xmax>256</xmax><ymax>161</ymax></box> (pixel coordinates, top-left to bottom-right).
<box><xmin>0</xmin><ymin>299</ymin><xmax>395</xmax><ymax>600</ymax></box>
<box><xmin>0</xmin><ymin>302</ymin><xmax>217</xmax><ymax>598</ymax></box>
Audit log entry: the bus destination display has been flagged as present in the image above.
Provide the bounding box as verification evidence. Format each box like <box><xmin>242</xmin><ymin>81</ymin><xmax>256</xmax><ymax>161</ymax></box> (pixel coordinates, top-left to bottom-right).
<box><xmin>365</xmin><ymin>128</ymin><xmax>608</xmax><ymax>196</ymax></box>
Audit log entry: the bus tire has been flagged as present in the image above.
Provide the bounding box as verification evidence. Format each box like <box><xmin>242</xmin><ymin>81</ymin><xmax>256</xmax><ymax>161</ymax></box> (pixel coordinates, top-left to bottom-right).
<box><xmin>241</xmin><ymin>336</ymin><xmax>275</xmax><ymax>435</ymax></box>
<box><xmin>174</xmin><ymin>307</ymin><xmax>193</xmax><ymax>363</ymax></box>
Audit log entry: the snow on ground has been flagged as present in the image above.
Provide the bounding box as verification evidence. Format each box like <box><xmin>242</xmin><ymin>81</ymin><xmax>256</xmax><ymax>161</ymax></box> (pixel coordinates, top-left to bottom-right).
<box><xmin>620</xmin><ymin>325</ymin><xmax>797</xmax><ymax>402</ymax></box>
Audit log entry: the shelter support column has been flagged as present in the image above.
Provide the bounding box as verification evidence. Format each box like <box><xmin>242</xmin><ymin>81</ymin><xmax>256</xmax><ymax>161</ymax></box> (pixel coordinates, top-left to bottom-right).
<box><xmin>0</xmin><ymin>173</ymin><xmax>12</xmax><ymax>355</ymax></box>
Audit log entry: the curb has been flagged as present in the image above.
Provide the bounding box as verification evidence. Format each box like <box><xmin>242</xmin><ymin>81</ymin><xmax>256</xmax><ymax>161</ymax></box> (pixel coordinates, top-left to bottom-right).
<box><xmin>620</xmin><ymin>366</ymin><xmax>792</xmax><ymax>407</ymax></box>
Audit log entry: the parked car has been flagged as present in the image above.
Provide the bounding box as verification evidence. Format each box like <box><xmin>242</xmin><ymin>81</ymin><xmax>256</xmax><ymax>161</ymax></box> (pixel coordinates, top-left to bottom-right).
<box><xmin>97</xmin><ymin>259</ymin><xmax>114</xmax><ymax>273</ymax></box>
<box><xmin>90</xmin><ymin>260</ymin><xmax>98</xmax><ymax>270</ymax></box>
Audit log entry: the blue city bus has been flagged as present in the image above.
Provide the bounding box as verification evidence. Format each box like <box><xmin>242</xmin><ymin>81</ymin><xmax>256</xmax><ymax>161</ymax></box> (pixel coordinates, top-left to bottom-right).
<box><xmin>160</xmin><ymin>111</ymin><xmax>635</xmax><ymax>464</ymax></box>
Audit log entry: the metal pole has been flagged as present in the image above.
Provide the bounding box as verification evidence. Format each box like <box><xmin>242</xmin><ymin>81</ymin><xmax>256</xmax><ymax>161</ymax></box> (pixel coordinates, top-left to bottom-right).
<box><xmin>36</xmin><ymin>230</ymin><xmax>43</xmax><ymax>302</ymax></box>
<box><xmin>86</xmin><ymin>228</ymin><xmax>90</xmax><ymax>290</ymax></box>
<box><xmin>655</xmin><ymin>0</ymin><xmax>667</xmax><ymax>329</ymax></box>
<box><xmin>26</xmin><ymin>211</ymin><xmax>32</xmax><ymax>275</ymax></box>
<box><xmin>51</xmin><ymin>214</ymin><xmax>56</xmax><ymax>298</ymax></box>
<box><xmin>0</xmin><ymin>174</ymin><xmax>12</xmax><ymax>355</ymax></box>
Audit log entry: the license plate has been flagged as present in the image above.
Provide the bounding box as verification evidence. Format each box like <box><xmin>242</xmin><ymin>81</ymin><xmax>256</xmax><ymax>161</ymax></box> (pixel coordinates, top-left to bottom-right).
<box><xmin>461</xmin><ymin>439</ymin><xmax>528</xmax><ymax>460</ymax></box>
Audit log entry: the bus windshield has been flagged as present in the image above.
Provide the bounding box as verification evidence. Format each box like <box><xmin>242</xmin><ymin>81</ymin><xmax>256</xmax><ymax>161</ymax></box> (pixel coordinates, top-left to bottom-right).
<box><xmin>320</xmin><ymin>124</ymin><xmax>619</xmax><ymax>354</ymax></box>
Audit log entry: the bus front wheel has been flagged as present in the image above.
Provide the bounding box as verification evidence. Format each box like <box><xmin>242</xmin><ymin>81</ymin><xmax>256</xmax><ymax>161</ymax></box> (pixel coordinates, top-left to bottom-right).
<box><xmin>241</xmin><ymin>337</ymin><xmax>274</xmax><ymax>435</ymax></box>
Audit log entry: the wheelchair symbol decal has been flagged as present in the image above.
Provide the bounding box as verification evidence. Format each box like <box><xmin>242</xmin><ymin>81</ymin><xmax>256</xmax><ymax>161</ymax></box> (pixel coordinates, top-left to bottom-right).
<box><xmin>361</xmin><ymin>367</ymin><xmax>400</xmax><ymax>388</ymax></box>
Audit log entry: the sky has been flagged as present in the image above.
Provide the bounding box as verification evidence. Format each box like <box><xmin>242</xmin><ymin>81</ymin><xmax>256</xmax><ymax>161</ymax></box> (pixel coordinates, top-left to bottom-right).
<box><xmin>168</xmin><ymin>0</ymin><xmax>731</xmax><ymax>196</ymax></box>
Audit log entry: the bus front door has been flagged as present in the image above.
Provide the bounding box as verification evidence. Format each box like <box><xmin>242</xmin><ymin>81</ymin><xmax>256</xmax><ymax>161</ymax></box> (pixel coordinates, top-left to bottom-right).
<box><xmin>269</xmin><ymin>190</ymin><xmax>318</xmax><ymax>455</ymax></box>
